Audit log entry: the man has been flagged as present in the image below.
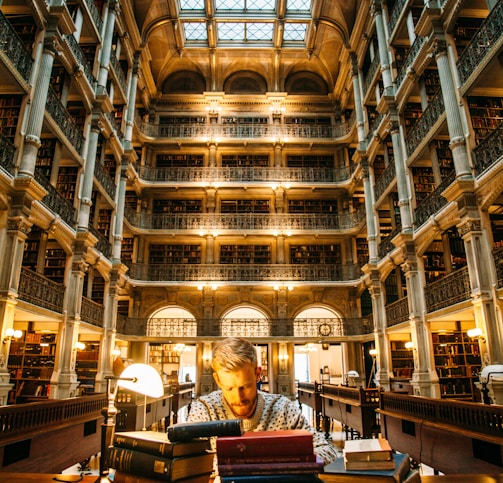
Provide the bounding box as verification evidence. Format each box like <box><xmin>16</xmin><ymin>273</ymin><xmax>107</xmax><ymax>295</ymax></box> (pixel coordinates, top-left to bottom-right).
<box><xmin>187</xmin><ymin>337</ymin><xmax>339</xmax><ymax>464</ymax></box>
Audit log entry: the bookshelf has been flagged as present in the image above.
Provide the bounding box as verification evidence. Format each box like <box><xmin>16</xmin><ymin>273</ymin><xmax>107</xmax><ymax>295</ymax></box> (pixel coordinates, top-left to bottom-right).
<box><xmin>75</xmin><ymin>342</ymin><xmax>100</xmax><ymax>392</ymax></box>
<box><xmin>257</xmin><ymin>344</ymin><xmax>269</xmax><ymax>392</ymax></box>
<box><xmin>221</xmin><ymin>154</ymin><xmax>269</xmax><ymax>167</ymax></box>
<box><xmin>57</xmin><ymin>167</ymin><xmax>79</xmax><ymax>203</ymax></box>
<box><xmin>50</xmin><ymin>64</ymin><xmax>67</xmax><ymax>100</ymax></box>
<box><xmin>220</xmin><ymin>245</ymin><xmax>271</xmax><ymax>264</ymax></box>
<box><xmin>149</xmin><ymin>244</ymin><xmax>201</xmax><ymax>264</ymax></box>
<box><xmin>286</xmin><ymin>154</ymin><xmax>334</xmax><ymax>168</ymax></box>
<box><xmin>356</xmin><ymin>238</ymin><xmax>369</xmax><ymax>264</ymax></box>
<box><xmin>156</xmin><ymin>153</ymin><xmax>204</xmax><ymax>167</ymax></box>
<box><xmin>66</xmin><ymin>101</ymin><xmax>87</xmax><ymax>131</ymax></box>
<box><xmin>467</xmin><ymin>96</ymin><xmax>503</xmax><ymax>144</ymax></box>
<box><xmin>6</xmin><ymin>15</ymin><xmax>37</xmax><ymax>51</ymax></box>
<box><xmin>403</xmin><ymin>102</ymin><xmax>423</xmax><ymax>130</ymax></box>
<box><xmin>22</xmin><ymin>227</ymin><xmax>43</xmax><ymax>272</ymax></box>
<box><xmin>0</xmin><ymin>95</ymin><xmax>23</xmax><ymax>142</ymax></box>
<box><xmin>159</xmin><ymin>116</ymin><xmax>206</xmax><ymax>125</ymax></box>
<box><xmin>390</xmin><ymin>341</ymin><xmax>414</xmax><ymax>378</ymax></box>
<box><xmin>8</xmin><ymin>332</ymin><xmax>57</xmax><ymax>404</ymax></box>
<box><xmin>284</xmin><ymin>116</ymin><xmax>331</xmax><ymax>125</ymax></box>
<box><xmin>121</xmin><ymin>236</ymin><xmax>134</xmax><ymax>266</ymax></box>
<box><xmin>422</xmin><ymin>68</ymin><xmax>440</xmax><ymax>100</ymax></box>
<box><xmin>290</xmin><ymin>244</ymin><xmax>341</xmax><ymax>264</ymax></box>
<box><xmin>288</xmin><ymin>199</ymin><xmax>338</xmax><ymax>213</ymax></box>
<box><xmin>432</xmin><ymin>327</ymin><xmax>481</xmax><ymax>400</ymax></box>
<box><xmin>221</xmin><ymin>116</ymin><xmax>268</xmax><ymax>124</ymax></box>
<box><xmin>149</xmin><ymin>343</ymin><xmax>180</xmax><ymax>377</ymax></box>
<box><xmin>91</xmin><ymin>274</ymin><xmax>106</xmax><ymax>304</ymax></box>
<box><xmin>372</xmin><ymin>155</ymin><xmax>386</xmax><ymax>178</ymax></box>
<box><xmin>220</xmin><ymin>199</ymin><xmax>270</xmax><ymax>213</ymax></box>
<box><xmin>423</xmin><ymin>239</ymin><xmax>445</xmax><ymax>284</ymax></box>
<box><xmin>153</xmin><ymin>199</ymin><xmax>202</xmax><ymax>213</ymax></box>
<box><xmin>44</xmin><ymin>243</ymin><xmax>67</xmax><ymax>284</ymax></box>
<box><xmin>412</xmin><ymin>166</ymin><xmax>436</xmax><ymax>203</ymax></box>
<box><xmin>35</xmin><ymin>138</ymin><xmax>58</xmax><ymax>179</ymax></box>
<box><xmin>434</xmin><ymin>139</ymin><xmax>454</xmax><ymax>172</ymax></box>
<box><xmin>453</xmin><ymin>17</ymin><xmax>484</xmax><ymax>55</ymax></box>
<box><xmin>97</xmin><ymin>208</ymin><xmax>113</xmax><ymax>237</ymax></box>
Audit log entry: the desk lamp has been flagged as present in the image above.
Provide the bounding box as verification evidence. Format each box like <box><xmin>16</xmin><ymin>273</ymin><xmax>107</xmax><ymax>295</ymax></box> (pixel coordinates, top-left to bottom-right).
<box><xmin>96</xmin><ymin>363</ymin><xmax>164</xmax><ymax>482</ymax></box>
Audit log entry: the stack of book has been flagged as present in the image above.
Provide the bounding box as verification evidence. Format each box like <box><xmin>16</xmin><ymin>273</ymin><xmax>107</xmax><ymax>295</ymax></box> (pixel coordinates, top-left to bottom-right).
<box><xmin>216</xmin><ymin>429</ymin><xmax>325</xmax><ymax>483</ymax></box>
<box><xmin>343</xmin><ymin>438</ymin><xmax>395</xmax><ymax>470</ymax></box>
<box><xmin>109</xmin><ymin>430</ymin><xmax>214</xmax><ymax>483</ymax></box>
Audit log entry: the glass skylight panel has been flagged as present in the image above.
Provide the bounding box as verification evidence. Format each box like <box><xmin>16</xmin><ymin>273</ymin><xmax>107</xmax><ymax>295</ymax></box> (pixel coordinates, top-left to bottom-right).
<box><xmin>283</xmin><ymin>22</ymin><xmax>308</xmax><ymax>41</ymax></box>
<box><xmin>215</xmin><ymin>0</ymin><xmax>275</xmax><ymax>11</ymax></box>
<box><xmin>287</xmin><ymin>0</ymin><xmax>311</xmax><ymax>11</ymax></box>
<box><xmin>247</xmin><ymin>0</ymin><xmax>276</xmax><ymax>10</ymax></box>
<box><xmin>216</xmin><ymin>0</ymin><xmax>245</xmax><ymax>10</ymax></box>
<box><xmin>218</xmin><ymin>22</ymin><xmax>245</xmax><ymax>40</ymax></box>
<box><xmin>180</xmin><ymin>0</ymin><xmax>205</xmax><ymax>10</ymax></box>
<box><xmin>246</xmin><ymin>22</ymin><xmax>273</xmax><ymax>41</ymax></box>
<box><xmin>184</xmin><ymin>22</ymin><xmax>208</xmax><ymax>41</ymax></box>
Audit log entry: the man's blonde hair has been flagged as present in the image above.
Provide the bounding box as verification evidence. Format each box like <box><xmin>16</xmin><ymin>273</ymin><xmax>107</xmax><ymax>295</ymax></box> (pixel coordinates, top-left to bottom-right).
<box><xmin>211</xmin><ymin>337</ymin><xmax>258</xmax><ymax>372</ymax></box>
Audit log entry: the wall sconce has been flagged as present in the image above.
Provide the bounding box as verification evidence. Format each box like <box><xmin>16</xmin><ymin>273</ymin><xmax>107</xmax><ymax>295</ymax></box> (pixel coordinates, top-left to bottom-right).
<box><xmin>405</xmin><ymin>341</ymin><xmax>415</xmax><ymax>350</ymax></box>
<box><xmin>369</xmin><ymin>348</ymin><xmax>377</xmax><ymax>357</ymax></box>
<box><xmin>197</xmin><ymin>283</ymin><xmax>218</xmax><ymax>291</ymax></box>
<box><xmin>97</xmin><ymin>364</ymin><xmax>164</xmax><ymax>481</ymax></box>
<box><xmin>467</xmin><ymin>327</ymin><xmax>485</xmax><ymax>342</ymax></box>
<box><xmin>206</xmin><ymin>101</ymin><xmax>222</xmax><ymax>115</ymax></box>
<box><xmin>273</xmin><ymin>284</ymin><xmax>294</xmax><ymax>291</ymax></box>
<box><xmin>75</xmin><ymin>341</ymin><xmax>86</xmax><ymax>351</ymax></box>
<box><xmin>112</xmin><ymin>348</ymin><xmax>121</xmax><ymax>357</ymax></box>
<box><xmin>3</xmin><ymin>328</ymin><xmax>23</xmax><ymax>344</ymax></box>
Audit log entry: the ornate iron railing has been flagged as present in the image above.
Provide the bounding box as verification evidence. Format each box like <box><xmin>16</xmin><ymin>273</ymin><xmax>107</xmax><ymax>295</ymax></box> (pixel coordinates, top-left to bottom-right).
<box><xmin>386</xmin><ymin>296</ymin><xmax>409</xmax><ymax>327</ymax></box>
<box><xmin>34</xmin><ymin>171</ymin><xmax>77</xmax><ymax>227</ymax></box>
<box><xmin>136</xmin><ymin>117</ymin><xmax>350</xmax><ymax>140</ymax></box>
<box><xmin>494</xmin><ymin>247</ymin><xmax>503</xmax><ymax>289</ymax></box>
<box><xmin>127</xmin><ymin>211</ymin><xmax>365</xmax><ymax>232</ymax></box>
<box><xmin>128</xmin><ymin>263</ymin><xmax>362</xmax><ymax>283</ymax></box>
<box><xmin>88</xmin><ymin>224</ymin><xmax>112</xmax><ymax>258</ymax></box>
<box><xmin>94</xmin><ymin>160</ymin><xmax>117</xmax><ymax>200</ymax></box>
<box><xmin>473</xmin><ymin>121</ymin><xmax>503</xmax><ymax>176</ymax></box>
<box><xmin>388</xmin><ymin>0</ymin><xmax>408</xmax><ymax>35</ymax></box>
<box><xmin>45</xmin><ymin>87</ymin><xmax>85</xmax><ymax>155</ymax></box>
<box><xmin>133</xmin><ymin>164</ymin><xmax>356</xmax><ymax>184</ymax></box>
<box><xmin>363</xmin><ymin>54</ymin><xmax>380</xmax><ymax>95</ymax></box>
<box><xmin>394</xmin><ymin>36</ymin><xmax>426</xmax><ymax>89</ymax></box>
<box><xmin>0</xmin><ymin>132</ymin><xmax>16</xmax><ymax>175</ymax></box>
<box><xmin>18</xmin><ymin>268</ymin><xmax>65</xmax><ymax>313</ymax></box>
<box><xmin>374</xmin><ymin>159</ymin><xmax>396</xmax><ymax>201</ymax></box>
<box><xmin>81</xmin><ymin>296</ymin><xmax>104</xmax><ymax>328</ymax></box>
<box><xmin>414</xmin><ymin>170</ymin><xmax>455</xmax><ymax>228</ymax></box>
<box><xmin>379</xmin><ymin>391</ymin><xmax>503</xmax><ymax>439</ymax></box>
<box><xmin>367</xmin><ymin>112</ymin><xmax>384</xmax><ymax>140</ymax></box>
<box><xmin>0</xmin><ymin>10</ymin><xmax>33</xmax><ymax>84</ymax></box>
<box><xmin>109</xmin><ymin>50</ymin><xmax>128</xmax><ymax>97</ymax></box>
<box><xmin>457</xmin><ymin>0</ymin><xmax>503</xmax><ymax>86</ymax></box>
<box><xmin>405</xmin><ymin>90</ymin><xmax>445</xmax><ymax>157</ymax></box>
<box><xmin>378</xmin><ymin>225</ymin><xmax>401</xmax><ymax>259</ymax></box>
<box><xmin>83</xmin><ymin>0</ymin><xmax>103</xmax><ymax>34</ymax></box>
<box><xmin>424</xmin><ymin>267</ymin><xmax>471</xmax><ymax>313</ymax></box>
<box><xmin>64</xmin><ymin>33</ymin><xmax>95</xmax><ymax>88</ymax></box>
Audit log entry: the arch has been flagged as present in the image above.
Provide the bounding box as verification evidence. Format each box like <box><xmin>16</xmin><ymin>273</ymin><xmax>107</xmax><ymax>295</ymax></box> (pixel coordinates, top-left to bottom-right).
<box><xmin>162</xmin><ymin>70</ymin><xmax>206</xmax><ymax>94</ymax></box>
<box><xmin>147</xmin><ymin>306</ymin><xmax>197</xmax><ymax>337</ymax></box>
<box><xmin>285</xmin><ymin>71</ymin><xmax>328</xmax><ymax>95</ymax></box>
<box><xmin>221</xmin><ymin>306</ymin><xmax>270</xmax><ymax>338</ymax></box>
<box><xmin>223</xmin><ymin>71</ymin><xmax>268</xmax><ymax>94</ymax></box>
<box><xmin>293</xmin><ymin>306</ymin><xmax>343</xmax><ymax>337</ymax></box>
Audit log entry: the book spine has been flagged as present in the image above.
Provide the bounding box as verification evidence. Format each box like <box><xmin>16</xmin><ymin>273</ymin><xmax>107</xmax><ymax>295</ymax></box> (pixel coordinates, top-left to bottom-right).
<box><xmin>218</xmin><ymin>458</ymin><xmax>324</xmax><ymax>476</ymax></box>
<box><xmin>108</xmin><ymin>447</ymin><xmax>171</xmax><ymax>481</ymax></box>
<box><xmin>218</xmin><ymin>454</ymin><xmax>316</xmax><ymax>465</ymax></box>
<box><xmin>217</xmin><ymin>436</ymin><xmax>313</xmax><ymax>458</ymax></box>
<box><xmin>113</xmin><ymin>435</ymin><xmax>174</xmax><ymax>458</ymax></box>
<box><xmin>167</xmin><ymin>419</ymin><xmax>243</xmax><ymax>442</ymax></box>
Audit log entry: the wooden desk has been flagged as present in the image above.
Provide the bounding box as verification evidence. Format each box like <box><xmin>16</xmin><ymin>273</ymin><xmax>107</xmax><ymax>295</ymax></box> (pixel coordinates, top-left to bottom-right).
<box><xmin>298</xmin><ymin>381</ymin><xmax>323</xmax><ymax>430</ymax></box>
<box><xmin>0</xmin><ymin>474</ymin><xmax>97</xmax><ymax>482</ymax></box>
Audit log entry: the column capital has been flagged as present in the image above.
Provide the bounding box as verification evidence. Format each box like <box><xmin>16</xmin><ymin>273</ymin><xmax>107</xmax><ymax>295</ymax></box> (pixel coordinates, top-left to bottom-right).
<box><xmin>430</xmin><ymin>37</ymin><xmax>448</xmax><ymax>59</ymax></box>
<box><xmin>458</xmin><ymin>218</ymin><xmax>482</xmax><ymax>236</ymax></box>
<box><xmin>7</xmin><ymin>217</ymin><xmax>32</xmax><ymax>235</ymax></box>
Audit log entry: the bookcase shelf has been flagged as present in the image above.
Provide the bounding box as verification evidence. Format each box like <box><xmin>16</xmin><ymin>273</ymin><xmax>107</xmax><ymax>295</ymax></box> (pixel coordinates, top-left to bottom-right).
<box><xmin>121</xmin><ymin>237</ymin><xmax>134</xmax><ymax>266</ymax></box>
<box><xmin>149</xmin><ymin>244</ymin><xmax>202</xmax><ymax>264</ymax></box>
<box><xmin>432</xmin><ymin>327</ymin><xmax>481</xmax><ymax>401</ymax></box>
<box><xmin>390</xmin><ymin>341</ymin><xmax>414</xmax><ymax>378</ymax></box>
<box><xmin>356</xmin><ymin>238</ymin><xmax>369</xmax><ymax>264</ymax></box>
<box><xmin>57</xmin><ymin>167</ymin><xmax>79</xmax><ymax>203</ymax></box>
<box><xmin>286</xmin><ymin>154</ymin><xmax>334</xmax><ymax>168</ymax></box>
<box><xmin>8</xmin><ymin>332</ymin><xmax>57</xmax><ymax>404</ymax></box>
<box><xmin>0</xmin><ymin>95</ymin><xmax>23</xmax><ymax>142</ymax></box>
<box><xmin>412</xmin><ymin>166</ymin><xmax>435</xmax><ymax>203</ymax></box>
<box><xmin>76</xmin><ymin>342</ymin><xmax>100</xmax><ymax>392</ymax></box>
<box><xmin>221</xmin><ymin>154</ymin><xmax>269</xmax><ymax>167</ymax></box>
<box><xmin>288</xmin><ymin>199</ymin><xmax>338</xmax><ymax>214</ymax></box>
<box><xmin>97</xmin><ymin>209</ymin><xmax>113</xmax><ymax>237</ymax></box>
<box><xmin>149</xmin><ymin>344</ymin><xmax>180</xmax><ymax>378</ymax></box>
<box><xmin>153</xmin><ymin>199</ymin><xmax>202</xmax><ymax>213</ymax></box>
<box><xmin>156</xmin><ymin>153</ymin><xmax>204</xmax><ymax>167</ymax></box>
<box><xmin>220</xmin><ymin>245</ymin><xmax>271</xmax><ymax>264</ymax></box>
<box><xmin>290</xmin><ymin>244</ymin><xmax>341</xmax><ymax>264</ymax></box>
<box><xmin>35</xmin><ymin>138</ymin><xmax>58</xmax><ymax>179</ymax></box>
<box><xmin>467</xmin><ymin>96</ymin><xmax>503</xmax><ymax>144</ymax></box>
<box><xmin>44</xmin><ymin>243</ymin><xmax>67</xmax><ymax>284</ymax></box>
<box><xmin>220</xmin><ymin>199</ymin><xmax>270</xmax><ymax>213</ymax></box>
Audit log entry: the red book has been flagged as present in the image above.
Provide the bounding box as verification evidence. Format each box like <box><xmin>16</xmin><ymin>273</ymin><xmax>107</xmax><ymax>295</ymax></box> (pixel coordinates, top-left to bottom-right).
<box><xmin>218</xmin><ymin>455</ymin><xmax>324</xmax><ymax>476</ymax></box>
<box><xmin>216</xmin><ymin>430</ymin><xmax>314</xmax><ymax>459</ymax></box>
<box><xmin>218</xmin><ymin>453</ymin><xmax>317</xmax><ymax>465</ymax></box>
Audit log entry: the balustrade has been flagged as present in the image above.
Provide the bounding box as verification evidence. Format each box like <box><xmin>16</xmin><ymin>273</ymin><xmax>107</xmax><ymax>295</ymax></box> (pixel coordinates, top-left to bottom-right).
<box><xmin>94</xmin><ymin>160</ymin><xmax>117</xmax><ymax>200</ymax></box>
<box><xmin>373</xmin><ymin>159</ymin><xmax>396</xmax><ymax>201</ymax></box>
<box><xmin>0</xmin><ymin>10</ymin><xmax>33</xmax><ymax>84</ymax></box>
<box><xmin>424</xmin><ymin>267</ymin><xmax>471</xmax><ymax>313</ymax></box>
<box><xmin>81</xmin><ymin>296</ymin><xmax>105</xmax><ymax>327</ymax></box>
<box><xmin>65</xmin><ymin>34</ymin><xmax>95</xmax><ymax>88</ymax></box>
<box><xmin>386</xmin><ymin>296</ymin><xmax>409</xmax><ymax>327</ymax></box>
<box><xmin>363</xmin><ymin>55</ymin><xmax>381</xmax><ymax>95</ymax></box>
<box><xmin>388</xmin><ymin>0</ymin><xmax>408</xmax><ymax>36</ymax></box>
<box><xmin>457</xmin><ymin>0</ymin><xmax>503</xmax><ymax>86</ymax></box>
<box><xmin>0</xmin><ymin>132</ymin><xmax>15</xmax><ymax>174</ymax></box>
<box><xmin>394</xmin><ymin>36</ymin><xmax>426</xmax><ymax>90</ymax></box>
<box><xmin>89</xmin><ymin>224</ymin><xmax>112</xmax><ymax>258</ymax></box>
<box><xmin>109</xmin><ymin>50</ymin><xmax>128</xmax><ymax>98</ymax></box>
<box><xmin>18</xmin><ymin>268</ymin><xmax>65</xmax><ymax>313</ymax></box>
<box><xmin>473</xmin><ymin>122</ymin><xmax>503</xmax><ymax>175</ymax></box>
<box><xmin>83</xmin><ymin>0</ymin><xmax>103</xmax><ymax>34</ymax></box>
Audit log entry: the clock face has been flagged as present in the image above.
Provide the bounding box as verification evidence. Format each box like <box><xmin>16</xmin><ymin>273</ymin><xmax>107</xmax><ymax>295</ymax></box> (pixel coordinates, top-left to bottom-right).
<box><xmin>318</xmin><ymin>323</ymin><xmax>331</xmax><ymax>337</ymax></box>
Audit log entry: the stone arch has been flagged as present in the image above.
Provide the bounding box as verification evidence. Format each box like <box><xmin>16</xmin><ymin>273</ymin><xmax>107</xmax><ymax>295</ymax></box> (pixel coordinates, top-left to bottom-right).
<box><xmin>285</xmin><ymin>71</ymin><xmax>329</xmax><ymax>95</ymax></box>
<box><xmin>293</xmin><ymin>306</ymin><xmax>343</xmax><ymax>337</ymax></box>
<box><xmin>221</xmin><ymin>305</ymin><xmax>270</xmax><ymax>338</ymax></box>
<box><xmin>147</xmin><ymin>306</ymin><xmax>197</xmax><ymax>337</ymax></box>
<box><xmin>161</xmin><ymin>70</ymin><xmax>206</xmax><ymax>94</ymax></box>
<box><xmin>223</xmin><ymin>70</ymin><xmax>268</xmax><ymax>94</ymax></box>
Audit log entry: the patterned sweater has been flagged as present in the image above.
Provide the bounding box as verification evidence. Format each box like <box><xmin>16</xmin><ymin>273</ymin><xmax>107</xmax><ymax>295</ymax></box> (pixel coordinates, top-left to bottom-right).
<box><xmin>187</xmin><ymin>390</ymin><xmax>339</xmax><ymax>464</ymax></box>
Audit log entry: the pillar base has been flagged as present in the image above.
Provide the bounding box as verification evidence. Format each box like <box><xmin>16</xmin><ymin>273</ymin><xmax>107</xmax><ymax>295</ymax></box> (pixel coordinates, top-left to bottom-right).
<box><xmin>410</xmin><ymin>370</ymin><xmax>441</xmax><ymax>398</ymax></box>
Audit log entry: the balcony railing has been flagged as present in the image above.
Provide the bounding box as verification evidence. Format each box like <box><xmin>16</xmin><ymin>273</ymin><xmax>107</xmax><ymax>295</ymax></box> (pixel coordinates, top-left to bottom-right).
<box><xmin>18</xmin><ymin>268</ymin><xmax>65</xmax><ymax>314</ymax></box>
<box><xmin>388</xmin><ymin>0</ymin><xmax>408</xmax><ymax>36</ymax></box>
<box><xmin>473</xmin><ymin>121</ymin><xmax>503</xmax><ymax>176</ymax></box>
<box><xmin>128</xmin><ymin>263</ymin><xmax>362</xmax><ymax>284</ymax></box>
<box><xmin>424</xmin><ymin>266</ymin><xmax>471</xmax><ymax>313</ymax></box>
<box><xmin>0</xmin><ymin>132</ymin><xmax>16</xmax><ymax>175</ymax></box>
<box><xmin>94</xmin><ymin>159</ymin><xmax>117</xmax><ymax>200</ymax></box>
<box><xmin>405</xmin><ymin>90</ymin><xmax>445</xmax><ymax>157</ymax></box>
<box><xmin>495</xmin><ymin>247</ymin><xmax>503</xmax><ymax>289</ymax></box>
<box><xmin>88</xmin><ymin>224</ymin><xmax>112</xmax><ymax>259</ymax></box>
<box><xmin>64</xmin><ymin>34</ymin><xmax>95</xmax><ymax>88</ymax></box>
<box><xmin>385</xmin><ymin>296</ymin><xmax>409</xmax><ymax>327</ymax></box>
<box><xmin>34</xmin><ymin>171</ymin><xmax>77</xmax><ymax>228</ymax></box>
<box><xmin>363</xmin><ymin>54</ymin><xmax>380</xmax><ymax>95</ymax></box>
<box><xmin>0</xmin><ymin>10</ymin><xmax>33</xmax><ymax>84</ymax></box>
<box><xmin>373</xmin><ymin>159</ymin><xmax>396</xmax><ymax>202</ymax></box>
<box><xmin>117</xmin><ymin>317</ymin><xmax>373</xmax><ymax>338</ymax></box>
<box><xmin>45</xmin><ymin>87</ymin><xmax>85</xmax><ymax>155</ymax></box>
<box><xmin>378</xmin><ymin>225</ymin><xmax>401</xmax><ymax>259</ymax></box>
<box><xmin>394</xmin><ymin>36</ymin><xmax>426</xmax><ymax>90</ymax></box>
<box><xmin>133</xmin><ymin>164</ymin><xmax>356</xmax><ymax>184</ymax></box>
<box><xmin>457</xmin><ymin>0</ymin><xmax>503</xmax><ymax>86</ymax></box>
<box><xmin>135</xmin><ymin>117</ymin><xmax>350</xmax><ymax>141</ymax></box>
<box><xmin>414</xmin><ymin>170</ymin><xmax>455</xmax><ymax>228</ymax></box>
<box><xmin>83</xmin><ymin>0</ymin><xmax>103</xmax><ymax>34</ymax></box>
<box><xmin>81</xmin><ymin>296</ymin><xmax>104</xmax><ymax>327</ymax></box>
<box><xmin>109</xmin><ymin>50</ymin><xmax>128</xmax><ymax>98</ymax></box>
<box><xmin>126</xmin><ymin>211</ymin><xmax>365</xmax><ymax>232</ymax></box>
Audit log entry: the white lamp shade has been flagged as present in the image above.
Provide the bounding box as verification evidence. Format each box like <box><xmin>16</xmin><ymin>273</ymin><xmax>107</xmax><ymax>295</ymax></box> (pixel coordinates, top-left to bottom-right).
<box><xmin>118</xmin><ymin>363</ymin><xmax>164</xmax><ymax>398</ymax></box>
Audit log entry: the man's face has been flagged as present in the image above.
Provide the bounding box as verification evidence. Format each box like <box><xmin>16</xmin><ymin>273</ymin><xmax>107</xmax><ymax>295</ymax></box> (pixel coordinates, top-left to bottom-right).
<box><xmin>214</xmin><ymin>362</ymin><xmax>261</xmax><ymax>419</ymax></box>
